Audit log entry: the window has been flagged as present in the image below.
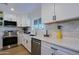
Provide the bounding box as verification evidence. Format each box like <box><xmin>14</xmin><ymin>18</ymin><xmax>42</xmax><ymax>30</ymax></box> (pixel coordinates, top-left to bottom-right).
<box><xmin>34</xmin><ymin>18</ymin><xmax>45</xmax><ymax>29</ymax></box>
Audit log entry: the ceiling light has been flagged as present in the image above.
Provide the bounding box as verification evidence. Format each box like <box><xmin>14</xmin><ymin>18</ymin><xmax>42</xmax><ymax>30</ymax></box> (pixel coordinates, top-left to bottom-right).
<box><xmin>10</xmin><ymin>8</ymin><xmax>15</xmax><ymax>11</ymax></box>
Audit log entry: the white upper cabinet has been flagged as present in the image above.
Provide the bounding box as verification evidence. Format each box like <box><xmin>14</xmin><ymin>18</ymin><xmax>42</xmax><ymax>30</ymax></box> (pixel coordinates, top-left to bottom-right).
<box><xmin>4</xmin><ymin>13</ymin><xmax>17</xmax><ymax>21</ymax></box>
<box><xmin>41</xmin><ymin>3</ymin><xmax>54</xmax><ymax>23</ymax></box>
<box><xmin>16</xmin><ymin>15</ymin><xmax>22</xmax><ymax>27</ymax></box>
<box><xmin>17</xmin><ymin>14</ymin><xmax>30</xmax><ymax>27</ymax></box>
<box><xmin>21</xmin><ymin>15</ymin><xmax>30</xmax><ymax>27</ymax></box>
<box><xmin>41</xmin><ymin>3</ymin><xmax>79</xmax><ymax>23</ymax></box>
<box><xmin>4</xmin><ymin>13</ymin><xmax>30</xmax><ymax>27</ymax></box>
<box><xmin>55</xmin><ymin>3</ymin><xmax>79</xmax><ymax>21</ymax></box>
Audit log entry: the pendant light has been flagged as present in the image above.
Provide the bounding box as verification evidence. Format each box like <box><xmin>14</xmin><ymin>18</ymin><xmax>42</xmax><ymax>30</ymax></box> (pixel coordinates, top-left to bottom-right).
<box><xmin>53</xmin><ymin>3</ymin><xmax>56</xmax><ymax>21</ymax></box>
<box><xmin>10</xmin><ymin>8</ymin><xmax>15</xmax><ymax>11</ymax></box>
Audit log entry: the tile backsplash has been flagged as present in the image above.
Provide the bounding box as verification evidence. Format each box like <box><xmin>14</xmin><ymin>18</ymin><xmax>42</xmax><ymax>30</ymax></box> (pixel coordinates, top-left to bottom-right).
<box><xmin>61</xmin><ymin>20</ymin><xmax>79</xmax><ymax>32</ymax></box>
<box><xmin>37</xmin><ymin>20</ymin><xmax>79</xmax><ymax>39</ymax></box>
<box><xmin>46</xmin><ymin>20</ymin><xmax>79</xmax><ymax>39</ymax></box>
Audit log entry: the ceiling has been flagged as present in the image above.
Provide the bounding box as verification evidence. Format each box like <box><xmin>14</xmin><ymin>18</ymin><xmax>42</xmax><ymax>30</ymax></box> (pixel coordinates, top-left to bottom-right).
<box><xmin>0</xmin><ymin>3</ymin><xmax>41</xmax><ymax>14</ymax></box>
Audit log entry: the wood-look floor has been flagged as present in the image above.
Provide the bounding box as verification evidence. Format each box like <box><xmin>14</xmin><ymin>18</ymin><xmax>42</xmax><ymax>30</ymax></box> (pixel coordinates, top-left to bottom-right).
<box><xmin>0</xmin><ymin>45</ymin><xmax>30</xmax><ymax>55</ymax></box>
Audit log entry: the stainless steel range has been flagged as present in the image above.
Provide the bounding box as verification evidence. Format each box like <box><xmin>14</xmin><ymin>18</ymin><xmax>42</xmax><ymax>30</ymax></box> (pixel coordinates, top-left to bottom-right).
<box><xmin>3</xmin><ymin>30</ymin><xmax>18</xmax><ymax>49</ymax></box>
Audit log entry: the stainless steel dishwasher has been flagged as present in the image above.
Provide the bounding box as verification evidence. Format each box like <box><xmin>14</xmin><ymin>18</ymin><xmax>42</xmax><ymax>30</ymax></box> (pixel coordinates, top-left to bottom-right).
<box><xmin>31</xmin><ymin>38</ymin><xmax>41</xmax><ymax>55</ymax></box>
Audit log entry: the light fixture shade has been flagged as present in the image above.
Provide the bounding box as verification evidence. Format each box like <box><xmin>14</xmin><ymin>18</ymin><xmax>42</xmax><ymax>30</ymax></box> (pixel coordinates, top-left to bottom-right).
<box><xmin>11</xmin><ymin>8</ymin><xmax>14</xmax><ymax>11</ymax></box>
<box><xmin>53</xmin><ymin>15</ymin><xmax>56</xmax><ymax>20</ymax></box>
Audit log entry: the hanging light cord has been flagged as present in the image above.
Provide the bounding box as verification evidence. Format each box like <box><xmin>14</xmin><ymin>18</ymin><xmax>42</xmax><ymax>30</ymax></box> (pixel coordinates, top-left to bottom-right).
<box><xmin>54</xmin><ymin>3</ymin><xmax>56</xmax><ymax>16</ymax></box>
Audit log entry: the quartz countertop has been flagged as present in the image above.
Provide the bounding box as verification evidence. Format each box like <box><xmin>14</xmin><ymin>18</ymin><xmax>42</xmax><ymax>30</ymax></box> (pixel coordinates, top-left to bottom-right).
<box><xmin>31</xmin><ymin>35</ymin><xmax>79</xmax><ymax>52</ymax></box>
<box><xmin>20</xmin><ymin>32</ymin><xmax>79</xmax><ymax>52</ymax></box>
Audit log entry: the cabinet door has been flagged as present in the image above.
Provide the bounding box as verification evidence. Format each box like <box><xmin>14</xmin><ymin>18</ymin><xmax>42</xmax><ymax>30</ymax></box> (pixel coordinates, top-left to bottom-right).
<box><xmin>21</xmin><ymin>16</ymin><xmax>30</xmax><ymax>27</ymax></box>
<box><xmin>17</xmin><ymin>15</ymin><xmax>30</xmax><ymax>27</ymax></box>
<box><xmin>4</xmin><ymin>13</ymin><xmax>11</xmax><ymax>21</ymax></box>
<box><xmin>0</xmin><ymin>31</ymin><xmax>3</xmax><ymax>49</ymax></box>
<box><xmin>17</xmin><ymin>16</ymin><xmax>22</xmax><ymax>27</ymax></box>
<box><xmin>21</xmin><ymin>16</ymin><xmax>26</xmax><ymax>27</ymax></box>
<box><xmin>41</xmin><ymin>3</ymin><xmax>54</xmax><ymax>23</ymax></box>
<box><xmin>26</xmin><ymin>36</ymin><xmax>31</xmax><ymax>52</ymax></box>
<box><xmin>23</xmin><ymin>34</ymin><xmax>31</xmax><ymax>52</ymax></box>
<box><xmin>41</xmin><ymin>41</ymin><xmax>55</xmax><ymax>55</ymax></box>
<box><xmin>4</xmin><ymin>13</ymin><xmax>17</xmax><ymax>21</ymax></box>
<box><xmin>55</xmin><ymin>50</ymin><xmax>70</xmax><ymax>55</ymax></box>
<box><xmin>11</xmin><ymin>15</ymin><xmax>17</xmax><ymax>21</ymax></box>
<box><xmin>55</xmin><ymin>3</ymin><xmax>79</xmax><ymax>21</ymax></box>
<box><xmin>22</xmin><ymin>34</ymin><xmax>26</xmax><ymax>47</ymax></box>
<box><xmin>18</xmin><ymin>32</ymin><xmax>22</xmax><ymax>44</ymax></box>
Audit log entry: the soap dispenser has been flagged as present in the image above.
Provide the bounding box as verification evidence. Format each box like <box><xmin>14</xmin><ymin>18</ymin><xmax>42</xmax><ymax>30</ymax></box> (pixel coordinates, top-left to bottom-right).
<box><xmin>57</xmin><ymin>25</ymin><xmax>62</xmax><ymax>42</ymax></box>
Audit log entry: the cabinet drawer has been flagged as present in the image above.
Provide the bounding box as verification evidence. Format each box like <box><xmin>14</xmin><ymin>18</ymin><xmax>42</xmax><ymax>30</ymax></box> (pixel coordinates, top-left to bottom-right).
<box><xmin>55</xmin><ymin>50</ymin><xmax>70</xmax><ymax>55</ymax></box>
<box><xmin>41</xmin><ymin>50</ymin><xmax>52</xmax><ymax>55</ymax></box>
<box><xmin>41</xmin><ymin>47</ymin><xmax>54</xmax><ymax>55</ymax></box>
<box><xmin>41</xmin><ymin>41</ymin><xmax>56</xmax><ymax>55</ymax></box>
<box><xmin>41</xmin><ymin>41</ymin><xmax>52</xmax><ymax>47</ymax></box>
<box><xmin>41</xmin><ymin>41</ymin><xmax>79</xmax><ymax>55</ymax></box>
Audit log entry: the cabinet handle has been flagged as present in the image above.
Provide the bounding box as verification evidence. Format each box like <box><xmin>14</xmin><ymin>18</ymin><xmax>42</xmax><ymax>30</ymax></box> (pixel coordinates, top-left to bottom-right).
<box><xmin>35</xmin><ymin>42</ymin><xmax>40</xmax><ymax>44</ymax></box>
<box><xmin>51</xmin><ymin>47</ymin><xmax>57</xmax><ymax>50</ymax></box>
<box><xmin>26</xmin><ymin>40</ymin><xmax>28</xmax><ymax>43</ymax></box>
<box><xmin>38</xmin><ymin>42</ymin><xmax>40</xmax><ymax>45</ymax></box>
<box><xmin>51</xmin><ymin>53</ymin><xmax>54</xmax><ymax>55</ymax></box>
<box><xmin>51</xmin><ymin>52</ymin><xmax>56</xmax><ymax>55</ymax></box>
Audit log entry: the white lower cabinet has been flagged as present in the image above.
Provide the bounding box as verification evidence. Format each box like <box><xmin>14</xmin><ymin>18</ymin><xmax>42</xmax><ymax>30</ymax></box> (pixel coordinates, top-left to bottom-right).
<box><xmin>0</xmin><ymin>31</ymin><xmax>3</xmax><ymax>50</ymax></box>
<box><xmin>55</xmin><ymin>50</ymin><xmax>70</xmax><ymax>55</ymax></box>
<box><xmin>18</xmin><ymin>32</ymin><xmax>23</xmax><ymax>44</ymax></box>
<box><xmin>18</xmin><ymin>33</ymin><xmax>79</xmax><ymax>55</ymax></box>
<box><xmin>24</xmin><ymin>35</ymin><xmax>31</xmax><ymax>52</ymax></box>
<box><xmin>18</xmin><ymin>33</ymin><xmax>31</xmax><ymax>52</ymax></box>
<box><xmin>41</xmin><ymin>46</ymin><xmax>54</xmax><ymax>55</ymax></box>
<box><xmin>41</xmin><ymin>41</ymin><xmax>55</xmax><ymax>55</ymax></box>
<box><xmin>23</xmin><ymin>34</ymin><xmax>26</xmax><ymax>46</ymax></box>
<box><xmin>22</xmin><ymin>34</ymin><xmax>31</xmax><ymax>52</ymax></box>
<box><xmin>41</xmin><ymin>41</ymin><xmax>79</xmax><ymax>55</ymax></box>
<box><xmin>0</xmin><ymin>37</ymin><xmax>2</xmax><ymax>49</ymax></box>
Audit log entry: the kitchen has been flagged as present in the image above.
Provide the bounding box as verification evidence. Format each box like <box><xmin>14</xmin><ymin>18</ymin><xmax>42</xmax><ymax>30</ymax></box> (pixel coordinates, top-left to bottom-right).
<box><xmin>0</xmin><ymin>3</ymin><xmax>79</xmax><ymax>55</ymax></box>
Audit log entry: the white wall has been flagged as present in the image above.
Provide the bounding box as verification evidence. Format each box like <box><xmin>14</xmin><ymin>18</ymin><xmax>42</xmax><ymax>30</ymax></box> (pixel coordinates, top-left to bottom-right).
<box><xmin>28</xmin><ymin>7</ymin><xmax>41</xmax><ymax>34</ymax></box>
